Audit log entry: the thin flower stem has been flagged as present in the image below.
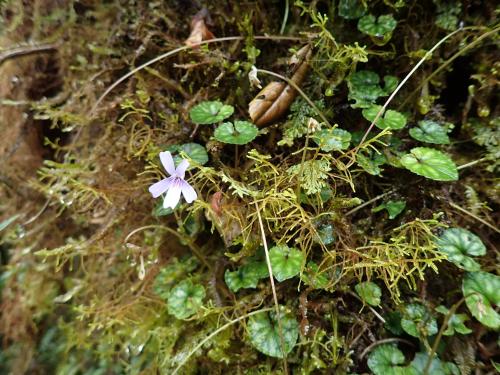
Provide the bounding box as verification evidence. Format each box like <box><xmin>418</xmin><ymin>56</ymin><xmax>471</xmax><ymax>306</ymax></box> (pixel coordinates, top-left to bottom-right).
<box><xmin>352</xmin><ymin>27</ymin><xmax>467</xmax><ymax>157</ymax></box>
<box><xmin>399</xmin><ymin>25</ymin><xmax>499</xmax><ymax>111</ymax></box>
<box><xmin>254</xmin><ymin>201</ymin><xmax>289</xmax><ymax>375</ymax></box>
<box><xmin>280</xmin><ymin>0</ymin><xmax>289</xmax><ymax>34</ymax></box>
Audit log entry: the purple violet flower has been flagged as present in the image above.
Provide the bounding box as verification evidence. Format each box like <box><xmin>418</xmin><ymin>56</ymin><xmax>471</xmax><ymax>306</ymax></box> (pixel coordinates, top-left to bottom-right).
<box><xmin>148</xmin><ymin>151</ymin><xmax>197</xmax><ymax>209</ymax></box>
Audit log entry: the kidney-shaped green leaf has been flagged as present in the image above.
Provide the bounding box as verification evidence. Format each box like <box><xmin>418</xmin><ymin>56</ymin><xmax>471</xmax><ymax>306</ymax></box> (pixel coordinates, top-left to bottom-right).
<box><xmin>436</xmin><ymin>228</ymin><xmax>486</xmax><ymax>271</ymax></box>
<box><xmin>409</xmin><ymin>120</ymin><xmax>450</xmax><ymax>144</ymax></box>
<box><xmin>372</xmin><ymin>200</ymin><xmax>406</xmax><ymax>219</ymax></box>
<box><xmin>358</xmin><ymin>14</ymin><xmax>397</xmax><ymax>37</ymax></box>
<box><xmin>224</xmin><ymin>261</ymin><xmax>268</xmax><ymax>293</ymax></box>
<box><xmin>214</xmin><ymin>121</ymin><xmax>258</xmax><ymax>145</ymax></box>
<box><xmin>248</xmin><ymin>307</ymin><xmax>299</xmax><ymax>358</ymax></box>
<box><xmin>313</xmin><ymin>127</ymin><xmax>352</xmax><ymax>151</ymax></box>
<box><xmin>462</xmin><ymin>271</ymin><xmax>500</xmax><ymax>329</ymax></box>
<box><xmin>269</xmin><ymin>245</ymin><xmax>304</xmax><ymax>282</ymax></box>
<box><xmin>367</xmin><ymin>344</ymin><xmax>413</xmax><ymax>375</ymax></box>
<box><xmin>167</xmin><ymin>279</ymin><xmax>205</xmax><ymax>319</ymax></box>
<box><xmin>355</xmin><ymin>281</ymin><xmax>382</xmax><ymax>306</ymax></box>
<box><xmin>401</xmin><ymin>303</ymin><xmax>438</xmax><ymax>337</ymax></box>
<box><xmin>400</xmin><ymin>147</ymin><xmax>458</xmax><ymax>181</ymax></box>
<box><xmin>362</xmin><ymin>105</ymin><xmax>407</xmax><ymax>130</ymax></box>
<box><xmin>338</xmin><ymin>0</ymin><xmax>367</xmax><ymax>19</ymax></box>
<box><xmin>190</xmin><ymin>101</ymin><xmax>234</xmax><ymax>124</ymax></box>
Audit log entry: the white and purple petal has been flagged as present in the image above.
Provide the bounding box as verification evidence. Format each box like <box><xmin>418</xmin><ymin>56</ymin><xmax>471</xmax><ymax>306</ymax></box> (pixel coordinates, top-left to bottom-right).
<box><xmin>180</xmin><ymin>180</ymin><xmax>197</xmax><ymax>203</ymax></box>
<box><xmin>148</xmin><ymin>177</ymin><xmax>172</xmax><ymax>198</ymax></box>
<box><xmin>175</xmin><ymin>159</ymin><xmax>190</xmax><ymax>179</ymax></box>
<box><xmin>159</xmin><ymin>151</ymin><xmax>176</xmax><ymax>175</ymax></box>
<box><xmin>163</xmin><ymin>179</ymin><xmax>182</xmax><ymax>209</ymax></box>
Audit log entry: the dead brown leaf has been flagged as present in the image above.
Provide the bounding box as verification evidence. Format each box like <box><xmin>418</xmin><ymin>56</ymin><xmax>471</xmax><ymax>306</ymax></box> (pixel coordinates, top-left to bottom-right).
<box><xmin>248</xmin><ymin>44</ymin><xmax>312</xmax><ymax>127</ymax></box>
<box><xmin>184</xmin><ymin>8</ymin><xmax>215</xmax><ymax>47</ymax></box>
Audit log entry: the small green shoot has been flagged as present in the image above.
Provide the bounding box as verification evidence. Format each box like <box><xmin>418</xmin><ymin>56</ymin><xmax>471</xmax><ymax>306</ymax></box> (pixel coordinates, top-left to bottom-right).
<box><xmin>355</xmin><ymin>281</ymin><xmax>382</xmax><ymax>306</ymax></box>
<box><xmin>214</xmin><ymin>121</ymin><xmax>258</xmax><ymax>144</ymax></box>
<box><xmin>190</xmin><ymin>101</ymin><xmax>234</xmax><ymax>124</ymax></box>
<box><xmin>409</xmin><ymin>120</ymin><xmax>451</xmax><ymax>144</ymax></box>
<box><xmin>269</xmin><ymin>245</ymin><xmax>304</xmax><ymax>282</ymax></box>
<box><xmin>462</xmin><ymin>271</ymin><xmax>500</xmax><ymax>329</ymax></box>
<box><xmin>167</xmin><ymin>279</ymin><xmax>206</xmax><ymax>319</ymax></box>
<box><xmin>372</xmin><ymin>200</ymin><xmax>406</xmax><ymax>219</ymax></box>
<box><xmin>436</xmin><ymin>228</ymin><xmax>486</xmax><ymax>271</ymax></box>
<box><xmin>400</xmin><ymin>147</ymin><xmax>458</xmax><ymax>181</ymax></box>
<box><xmin>247</xmin><ymin>307</ymin><xmax>299</xmax><ymax>358</ymax></box>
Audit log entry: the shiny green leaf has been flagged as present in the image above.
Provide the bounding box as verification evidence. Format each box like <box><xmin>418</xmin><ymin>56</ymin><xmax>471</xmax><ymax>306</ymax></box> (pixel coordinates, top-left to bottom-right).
<box><xmin>462</xmin><ymin>271</ymin><xmax>500</xmax><ymax>329</ymax></box>
<box><xmin>247</xmin><ymin>307</ymin><xmax>299</xmax><ymax>358</ymax></box>
<box><xmin>190</xmin><ymin>101</ymin><xmax>234</xmax><ymax>124</ymax></box>
<box><xmin>214</xmin><ymin>121</ymin><xmax>258</xmax><ymax>144</ymax></box>
<box><xmin>400</xmin><ymin>147</ymin><xmax>458</xmax><ymax>181</ymax></box>
<box><xmin>436</xmin><ymin>228</ymin><xmax>486</xmax><ymax>271</ymax></box>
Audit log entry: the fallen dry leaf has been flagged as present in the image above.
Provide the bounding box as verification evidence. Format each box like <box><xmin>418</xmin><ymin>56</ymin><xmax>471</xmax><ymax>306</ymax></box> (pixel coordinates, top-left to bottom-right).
<box><xmin>248</xmin><ymin>44</ymin><xmax>312</xmax><ymax>127</ymax></box>
<box><xmin>184</xmin><ymin>8</ymin><xmax>215</xmax><ymax>47</ymax></box>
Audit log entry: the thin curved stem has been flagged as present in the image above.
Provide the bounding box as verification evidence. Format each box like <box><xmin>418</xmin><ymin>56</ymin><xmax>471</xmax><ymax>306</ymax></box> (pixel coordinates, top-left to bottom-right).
<box><xmin>90</xmin><ymin>35</ymin><xmax>305</xmax><ymax>116</ymax></box>
<box><xmin>399</xmin><ymin>25</ymin><xmax>500</xmax><ymax>111</ymax></box>
<box><xmin>254</xmin><ymin>201</ymin><xmax>289</xmax><ymax>374</ymax></box>
<box><xmin>280</xmin><ymin>0</ymin><xmax>289</xmax><ymax>35</ymax></box>
<box><xmin>352</xmin><ymin>27</ymin><xmax>466</xmax><ymax>156</ymax></box>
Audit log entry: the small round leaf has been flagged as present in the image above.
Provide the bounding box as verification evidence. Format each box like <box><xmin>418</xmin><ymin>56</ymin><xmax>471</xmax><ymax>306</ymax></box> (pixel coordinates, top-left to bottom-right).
<box><xmin>224</xmin><ymin>261</ymin><xmax>268</xmax><ymax>293</ymax></box>
<box><xmin>301</xmin><ymin>261</ymin><xmax>329</xmax><ymax>290</ymax></box>
<box><xmin>313</xmin><ymin>127</ymin><xmax>352</xmax><ymax>151</ymax></box>
<box><xmin>436</xmin><ymin>228</ymin><xmax>486</xmax><ymax>271</ymax></box>
<box><xmin>338</xmin><ymin>0</ymin><xmax>366</xmax><ymax>19</ymax></box>
<box><xmin>462</xmin><ymin>271</ymin><xmax>500</xmax><ymax>329</ymax></box>
<box><xmin>247</xmin><ymin>307</ymin><xmax>299</xmax><ymax>358</ymax></box>
<box><xmin>269</xmin><ymin>245</ymin><xmax>305</xmax><ymax>282</ymax></box>
<box><xmin>167</xmin><ymin>279</ymin><xmax>205</xmax><ymax>319</ymax></box>
<box><xmin>178</xmin><ymin>143</ymin><xmax>209</xmax><ymax>165</ymax></box>
<box><xmin>401</xmin><ymin>303</ymin><xmax>438</xmax><ymax>337</ymax></box>
<box><xmin>190</xmin><ymin>101</ymin><xmax>234</xmax><ymax>124</ymax></box>
<box><xmin>367</xmin><ymin>344</ymin><xmax>412</xmax><ymax>375</ymax></box>
<box><xmin>372</xmin><ymin>200</ymin><xmax>406</xmax><ymax>219</ymax></box>
<box><xmin>362</xmin><ymin>105</ymin><xmax>407</xmax><ymax>130</ymax></box>
<box><xmin>409</xmin><ymin>120</ymin><xmax>450</xmax><ymax>144</ymax></box>
<box><xmin>214</xmin><ymin>121</ymin><xmax>258</xmax><ymax>145</ymax></box>
<box><xmin>400</xmin><ymin>147</ymin><xmax>458</xmax><ymax>181</ymax></box>
<box><xmin>355</xmin><ymin>281</ymin><xmax>382</xmax><ymax>306</ymax></box>
<box><xmin>358</xmin><ymin>14</ymin><xmax>397</xmax><ymax>37</ymax></box>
